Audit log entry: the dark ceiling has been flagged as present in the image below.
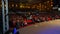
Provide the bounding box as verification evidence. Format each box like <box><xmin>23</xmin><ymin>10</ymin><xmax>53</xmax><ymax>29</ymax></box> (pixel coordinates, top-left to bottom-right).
<box><xmin>8</xmin><ymin>0</ymin><xmax>50</xmax><ymax>3</ymax></box>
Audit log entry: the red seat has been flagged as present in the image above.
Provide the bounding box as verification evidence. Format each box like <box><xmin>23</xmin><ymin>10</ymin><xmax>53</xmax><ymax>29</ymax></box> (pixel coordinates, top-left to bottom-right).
<box><xmin>27</xmin><ymin>19</ymin><xmax>32</xmax><ymax>23</ymax></box>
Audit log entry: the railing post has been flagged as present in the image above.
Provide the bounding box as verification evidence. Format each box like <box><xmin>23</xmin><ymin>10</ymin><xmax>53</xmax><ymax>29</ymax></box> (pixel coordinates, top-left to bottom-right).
<box><xmin>2</xmin><ymin>0</ymin><xmax>9</xmax><ymax>34</ymax></box>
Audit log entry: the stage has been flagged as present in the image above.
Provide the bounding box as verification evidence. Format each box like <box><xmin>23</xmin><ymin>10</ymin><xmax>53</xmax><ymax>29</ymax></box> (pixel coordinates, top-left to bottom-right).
<box><xmin>20</xmin><ymin>19</ymin><xmax>60</xmax><ymax>34</ymax></box>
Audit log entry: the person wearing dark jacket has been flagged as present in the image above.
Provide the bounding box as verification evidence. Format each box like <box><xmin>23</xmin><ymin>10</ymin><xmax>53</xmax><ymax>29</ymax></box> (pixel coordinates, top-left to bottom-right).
<box><xmin>5</xmin><ymin>21</ymin><xmax>15</xmax><ymax>34</ymax></box>
<box><xmin>13</xmin><ymin>19</ymin><xmax>20</xmax><ymax>34</ymax></box>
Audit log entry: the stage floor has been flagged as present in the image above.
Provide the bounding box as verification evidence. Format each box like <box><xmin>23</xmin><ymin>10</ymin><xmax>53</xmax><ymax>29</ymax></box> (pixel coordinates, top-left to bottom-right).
<box><xmin>20</xmin><ymin>19</ymin><xmax>60</xmax><ymax>34</ymax></box>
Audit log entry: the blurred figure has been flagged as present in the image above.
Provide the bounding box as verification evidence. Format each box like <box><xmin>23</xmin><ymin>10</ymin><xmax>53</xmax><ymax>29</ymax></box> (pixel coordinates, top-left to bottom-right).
<box><xmin>16</xmin><ymin>19</ymin><xmax>20</xmax><ymax>29</ymax></box>
<box><xmin>55</xmin><ymin>15</ymin><xmax>60</xmax><ymax>19</ymax></box>
<box><xmin>46</xmin><ymin>16</ymin><xmax>52</xmax><ymax>21</ymax></box>
<box><xmin>19</xmin><ymin>16</ymin><xmax>24</xmax><ymax>27</ymax></box>
<box><xmin>13</xmin><ymin>19</ymin><xmax>20</xmax><ymax>34</ymax></box>
<box><xmin>24</xmin><ymin>18</ymin><xmax>27</xmax><ymax>25</ymax></box>
<box><xmin>5</xmin><ymin>20</ymin><xmax>16</xmax><ymax>34</ymax></box>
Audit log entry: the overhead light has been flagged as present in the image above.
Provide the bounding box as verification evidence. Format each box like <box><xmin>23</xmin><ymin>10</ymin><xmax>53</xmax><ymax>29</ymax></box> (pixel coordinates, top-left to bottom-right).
<box><xmin>20</xmin><ymin>5</ymin><xmax>24</xmax><ymax>8</ymax></box>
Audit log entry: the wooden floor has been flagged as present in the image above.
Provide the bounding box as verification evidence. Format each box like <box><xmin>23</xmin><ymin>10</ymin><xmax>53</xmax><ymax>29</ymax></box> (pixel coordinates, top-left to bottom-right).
<box><xmin>19</xmin><ymin>19</ymin><xmax>60</xmax><ymax>34</ymax></box>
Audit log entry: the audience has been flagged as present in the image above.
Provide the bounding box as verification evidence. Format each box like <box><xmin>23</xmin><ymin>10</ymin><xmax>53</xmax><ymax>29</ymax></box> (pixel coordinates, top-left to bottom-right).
<box><xmin>9</xmin><ymin>13</ymin><xmax>60</xmax><ymax>28</ymax></box>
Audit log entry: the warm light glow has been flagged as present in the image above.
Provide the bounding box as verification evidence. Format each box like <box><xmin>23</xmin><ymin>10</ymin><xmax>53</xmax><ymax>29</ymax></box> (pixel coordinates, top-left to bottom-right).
<box><xmin>41</xmin><ymin>5</ymin><xmax>44</xmax><ymax>9</ymax></box>
<box><xmin>7</xmin><ymin>2</ymin><xmax>53</xmax><ymax>11</ymax></box>
<box><xmin>32</xmin><ymin>5</ymin><xmax>36</xmax><ymax>9</ymax></box>
<box><xmin>20</xmin><ymin>5</ymin><xmax>23</xmax><ymax>8</ymax></box>
<box><xmin>51</xmin><ymin>5</ymin><xmax>53</xmax><ymax>6</ymax></box>
<box><xmin>20</xmin><ymin>3</ymin><xmax>25</xmax><ymax>8</ymax></box>
<box><xmin>47</xmin><ymin>1</ymin><xmax>49</xmax><ymax>3</ymax></box>
<box><xmin>12</xmin><ymin>4</ymin><xmax>14</xmax><ymax>7</ymax></box>
<box><xmin>51</xmin><ymin>2</ymin><xmax>53</xmax><ymax>5</ymax></box>
<box><xmin>51</xmin><ymin>2</ymin><xmax>53</xmax><ymax>3</ymax></box>
<box><xmin>16</xmin><ymin>4</ymin><xmax>18</xmax><ymax>7</ymax></box>
<box><xmin>45</xmin><ymin>6</ymin><xmax>47</xmax><ymax>8</ymax></box>
<box><xmin>37</xmin><ymin>6</ymin><xmax>39</xmax><ymax>9</ymax></box>
<box><xmin>27</xmin><ymin>6</ymin><xmax>30</xmax><ymax>8</ymax></box>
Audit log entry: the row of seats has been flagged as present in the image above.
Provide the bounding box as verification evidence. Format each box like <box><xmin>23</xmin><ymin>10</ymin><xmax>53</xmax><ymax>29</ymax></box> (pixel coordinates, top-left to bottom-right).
<box><xmin>9</xmin><ymin>14</ymin><xmax>60</xmax><ymax>28</ymax></box>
